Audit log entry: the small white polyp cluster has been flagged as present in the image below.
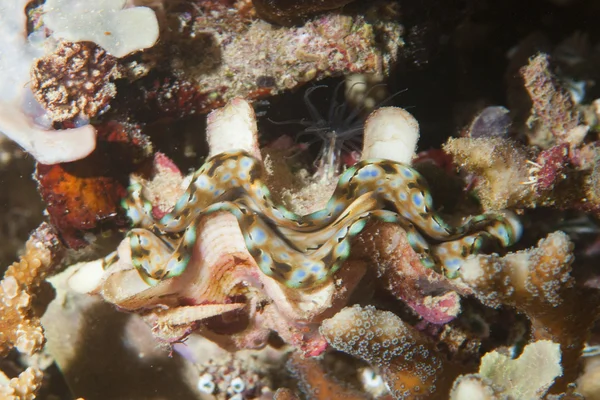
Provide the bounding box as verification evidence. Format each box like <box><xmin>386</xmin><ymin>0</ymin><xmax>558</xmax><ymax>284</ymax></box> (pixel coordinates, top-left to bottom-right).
<box><xmin>43</xmin><ymin>0</ymin><xmax>159</xmax><ymax>58</ymax></box>
<box><xmin>197</xmin><ymin>373</ymin><xmax>216</xmax><ymax>394</ymax></box>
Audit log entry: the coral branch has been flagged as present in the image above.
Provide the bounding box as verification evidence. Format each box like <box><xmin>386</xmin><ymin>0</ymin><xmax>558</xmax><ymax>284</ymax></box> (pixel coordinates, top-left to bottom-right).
<box><xmin>320</xmin><ymin>305</ymin><xmax>464</xmax><ymax>399</ymax></box>
<box><xmin>0</xmin><ymin>367</ymin><xmax>44</xmax><ymax>400</ymax></box>
<box><xmin>444</xmin><ymin>137</ymin><xmax>600</xmax><ymax>216</ymax></box>
<box><xmin>443</xmin><ymin>137</ymin><xmax>534</xmax><ymax>210</ymax></box>
<box><xmin>520</xmin><ymin>54</ymin><xmax>583</xmax><ymax>148</ymax></box>
<box><xmin>354</xmin><ymin>222</ymin><xmax>461</xmax><ymax>324</ymax></box>
<box><xmin>0</xmin><ymin>224</ymin><xmax>64</xmax><ymax>399</ymax></box>
<box><xmin>0</xmin><ymin>0</ymin><xmax>96</xmax><ymax>164</ymax></box>
<box><xmin>0</xmin><ymin>223</ymin><xmax>64</xmax><ymax>357</ymax></box>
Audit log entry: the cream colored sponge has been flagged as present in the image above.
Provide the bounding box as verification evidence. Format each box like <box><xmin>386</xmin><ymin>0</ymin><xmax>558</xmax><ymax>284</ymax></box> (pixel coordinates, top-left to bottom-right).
<box><xmin>43</xmin><ymin>0</ymin><xmax>159</xmax><ymax>58</ymax></box>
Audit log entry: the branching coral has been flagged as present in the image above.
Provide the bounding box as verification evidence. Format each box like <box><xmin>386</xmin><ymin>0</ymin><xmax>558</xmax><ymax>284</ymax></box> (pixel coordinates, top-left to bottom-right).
<box><xmin>459</xmin><ymin>231</ymin><xmax>600</xmax><ymax>391</ymax></box>
<box><xmin>451</xmin><ymin>340</ymin><xmax>563</xmax><ymax>400</ymax></box>
<box><xmin>0</xmin><ymin>223</ymin><xmax>64</xmax><ymax>399</ymax></box>
<box><xmin>520</xmin><ymin>53</ymin><xmax>584</xmax><ymax>148</ymax></box>
<box><xmin>445</xmin><ymin>52</ymin><xmax>600</xmax><ymax>215</ymax></box>
<box><xmin>444</xmin><ymin>136</ymin><xmax>600</xmax><ymax>215</ymax></box>
<box><xmin>0</xmin><ymin>223</ymin><xmax>64</xmax><ymax>356</ymax></box>
<box><xmin>0</xmin><ymin>367</ymin><xmax>44</xmax><ymax>400</ymax></box>
<box><xmin>352</xmin><ymin>221</ymin><xmax>462</xmax><ymax>325</ymax></box>
<box><xmin>443</xmin><ymin>137</ymin><xmax>535</xmax><ymax>210</ymax></box>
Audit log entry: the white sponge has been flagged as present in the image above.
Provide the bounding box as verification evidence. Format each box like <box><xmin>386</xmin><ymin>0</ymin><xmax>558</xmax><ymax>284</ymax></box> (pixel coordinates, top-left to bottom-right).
<box><xmin>43</xmin><ymin>0</ymin><xmax>159</xmax><ymax>58</ymax></box>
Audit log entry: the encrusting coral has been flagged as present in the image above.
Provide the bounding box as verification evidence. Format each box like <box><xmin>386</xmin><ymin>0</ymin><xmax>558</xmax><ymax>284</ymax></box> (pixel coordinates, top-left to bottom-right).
<box><xmin>144</xmin><ymin>0</ymin><xmax>404</xmax><ymax>119</ymax></box>
<box><xmin>320</xmin><ymin>304</ymin><xmax>463</xmax><ymax>399</ymax></box>
<box><xmin>0</xmin><ymin>223</ymin><xmax>65</xmax><ymax>398</ymax></box>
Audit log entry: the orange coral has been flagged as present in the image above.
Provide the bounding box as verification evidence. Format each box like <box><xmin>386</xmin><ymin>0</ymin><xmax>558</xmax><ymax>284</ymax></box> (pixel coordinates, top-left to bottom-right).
<box><xmin>0</xmin><ymin>223</ymin><xmax>64</xmax><ymax>399</ymax></box>
<box><xmin>0</xmin><ymin>367</ymin><xmax>44</xmax><ymax>400</ymax></box>
<box><xmin>0</xmin><ymin>223</ymin><xmax>63</xmax><ymax>356</ymax></box>
<box><xmin>36</xmin><ymin>121</ymin><xmax>151</xmax><ymax>248</ymax></box>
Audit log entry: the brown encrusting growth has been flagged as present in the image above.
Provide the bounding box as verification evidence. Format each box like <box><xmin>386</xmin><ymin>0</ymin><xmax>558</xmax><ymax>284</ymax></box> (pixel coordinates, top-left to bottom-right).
<box><xmin>252</xmin><ymin>0</ymin><xmax>356</xmax><ymax>25</ymax></box>
<box><xmin>30</xmin><ymin>41</ymin><xmax>123</xmax><ymax>123</ymax></box>
<box><xmin>0</xmin><ymin>223</ymin><xmax>65</xmax><ymax>399</ymax></box>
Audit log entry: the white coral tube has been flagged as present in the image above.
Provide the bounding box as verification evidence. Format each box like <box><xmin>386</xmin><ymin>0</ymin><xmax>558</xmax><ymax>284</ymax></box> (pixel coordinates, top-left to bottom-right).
<box><xmin>206</xmin><ymin>98</ymin><xmax>261</xmax><ymax>160</ymax></box>
<box><xmin>361</xmin><ymin>107</ymin><xmax>420</xmax><ymax>164</ymax></box>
